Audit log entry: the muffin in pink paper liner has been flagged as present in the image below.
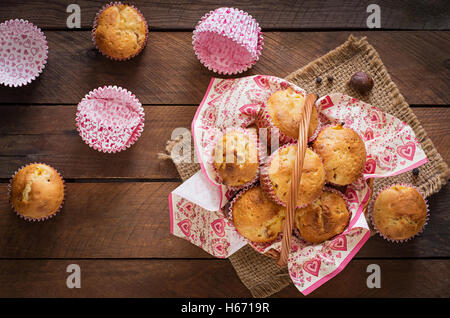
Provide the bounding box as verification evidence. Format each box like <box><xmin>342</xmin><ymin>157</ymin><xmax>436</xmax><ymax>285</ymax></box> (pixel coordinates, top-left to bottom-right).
<box><xmin>76</xmin><ymin>86</ymin><xmax>145</xmax><ymax>153</ymax></box>
<box><xmin>0</xmin><ymin>19</ymin><xmax>48</xmax><ymax>87</ymax></box>
<box><xmin>229</xmin><ymin>184</ymin><xmax>285</xmax><ymax>244</ymax></box>
<box><xmin>192</xmin><ymin>7</ymin><xmax>264</xmax><ymax>75</ymax></box>
<box><xmin>256</xmin><ymin>87</ymin><xmax>322</xmax><ymax>145</ymax></box>
<box><xmin>8</xmin><ymin>163</ymin><xmax>65</xmax><ymax>222</ymax></box>
<box><xmin>208</xmin><ymin>127</ymin><xmax>262</xmax><ymax>190</ymax></box>
<box><xmin>370</xmin><ymin>184</ymin><xmax>429</xmax><ymax>243</ymax></box>
<box><xmin>294</xmin><ymin>187</ymin><xmax>351</xmax><ymax>244</ymax></box>
<box><xmin>92</xmin><ymin>2</ymin><xmax>149</xmax><ymax>61</ymax></box>
<box><xmin>260</xmin><ymin>143</ymin><xmax>326</xmax><ymax>208</ymax></box>
<box><xmin>312</xmin><ymin>124</ymin><xmax>367</xmax><ymax>186</ymax></box>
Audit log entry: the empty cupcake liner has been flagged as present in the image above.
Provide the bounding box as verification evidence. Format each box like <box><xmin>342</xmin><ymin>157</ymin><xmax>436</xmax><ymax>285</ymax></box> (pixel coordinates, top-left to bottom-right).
<box><xmin>192</xmin><ymin>7</ymin><xmax>264</xmax><ymax>75</ymax></box>
<box><xmin>8</xmin><ymin>162</ymin><xmax>65</xmax><ymax>222</ymax></box>
<box><xmin>369</xmin><ymin>183</ymin><xmax>429</xmax><ymax>243</ymax></box>
<box><xmin>228</xmin><ymin>183</ymin><xmax>283</xmax><ymax>253</ymax></box>
<box><xmin>260</xmin><ymin>143</ymin><xmax>326</xmax><ymax>209</ymax></box>
<box><xmin>92</xmin><ymin>2</ymin><xmax>149</xmax><ymax>61</ymax></box>
<box><xmin>76</xmin><ymin>85</ymin><xmax>145</xmax><ymax>153</ymax></box>
<box><xmin>0</xmin><ymin>19</ymin><xmax>48</xmax><ymax>87</ymax></box>
<box><xmin>207</xmin><ymin>127</ymin><xmax>262</xmax><ymax>191</ymax></box>
<box><xmin>256</xmin><ymin>100</ymin><xmax>322</xmax><ymax>145</ymax></box>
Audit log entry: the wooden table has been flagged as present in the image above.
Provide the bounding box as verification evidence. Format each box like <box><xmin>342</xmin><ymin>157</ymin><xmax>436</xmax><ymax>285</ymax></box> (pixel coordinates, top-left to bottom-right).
<box><xmin>0</xmin><ymin>1</ymin><xmax>449</xmax><ymax>298</ymax></box>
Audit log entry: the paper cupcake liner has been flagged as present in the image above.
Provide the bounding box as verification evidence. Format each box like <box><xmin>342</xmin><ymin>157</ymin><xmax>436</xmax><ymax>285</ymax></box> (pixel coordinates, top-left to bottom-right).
<box><xmin>76</xmin><ymin>85</ymin><xmax>145</xmax><ymax>153</ymax></box>
<box><xmin>228</xmin><ymin>183</ymin><xmax>283</xmax><ymax>254</ymax></box>
<box><xmin>8</xmin><ymin>163</ymin><xmax>65</xmax><ymax>222</ymax></box>
<box><xmin>313</xmin><ymin>124</ymin><xmax>366</xmax><ymax>187</ymax></box>
<box><xmin>369</xmin><ymin>183</ymin><xmax>429</xmax><ymax>243</ymax></box>
<box><xmin>207</xmin><ymin>127</ymin><xmax>262</xmax><ymax>191</ymax></box>
<box><xmin>293</xmin><ymin>186</ymin><xmax>352</xmax><ymax>242</ymax></box>
<box><xmin>256</xmin><ymin>100</ymin><xmax>322</xmax><ymax>145</ymax></box>
<box><xmin>0</xmin><ymin>19</ymin><xmax>48</xmax><ymax>87</ymax></box>
<box><xmin>260</xmin><ymin>143</ymin><xmax>326</xmax><ymax>209</ymax></box>
<box><xmin>192</xmin><ymin>7</ymin><xmax>264</xmax><ymax>75</ymax></box>
<box><xmin>92</xmin><ymin>2</ymin><xmax>149</xmax><ymax>61</ymax></box>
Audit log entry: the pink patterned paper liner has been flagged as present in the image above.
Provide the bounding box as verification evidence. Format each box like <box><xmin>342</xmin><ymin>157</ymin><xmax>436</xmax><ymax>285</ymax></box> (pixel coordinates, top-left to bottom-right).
<box><xmin>207</xmin><ymin>127</ymin><xmax>262</xmax><ymax>191</ymax></box>
<box><xmin>192</xmin><ymin>7</ymin><xmax>264</xmax><ymax>75</ymax></box>
<box><xmin>0</xmin><ymin>19</ymin><xmax>48</xmax><ymax>87</ymax></box>
<box><xmin>192</xmin><ymin>75</ymin><xmax>307</xmax><ymax>188</ymax></box>
<box><xmin>293</xmin><ymin>187</ymin><xmax>352</xmax><ymax>243</ymax></box>
<box><xmin>76</xmin><ymin>85</ymin><xmax>145</xmax><ymax>153</ymax></box>
<box><xmin>8</xmin><ymin>163</ymin><xmax>65</xmax><ymax>222</ymax></box>
<box><xmin>256</xmin><ymin>94</ymin><xmax>322</xmax><ymax>145</ymax></box>
<box><xmin>369</xmin><ymin>183</ymin><xmax>429</xmax><ymax>243</ymax></box>
<box><xmin>92</xmin><ymin>2</ymin><xmax>149</xmax><ymax>61</ymax></box>
<box><xmin>228</xmin><ymin>183</ymin><xmax>283</xmax><ymax>254</ymax></box>
<box><xmin>260</xmin><ymin>143</ymin><xmax>326</xmax><ymax>209</ymax></box>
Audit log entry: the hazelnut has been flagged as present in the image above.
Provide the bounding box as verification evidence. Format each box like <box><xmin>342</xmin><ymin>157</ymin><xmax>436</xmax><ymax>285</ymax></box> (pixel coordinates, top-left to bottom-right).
<box><xmin>349</xmin><ymin>71</ymin><xmax>374</xmax><ymax>94</ymax></box>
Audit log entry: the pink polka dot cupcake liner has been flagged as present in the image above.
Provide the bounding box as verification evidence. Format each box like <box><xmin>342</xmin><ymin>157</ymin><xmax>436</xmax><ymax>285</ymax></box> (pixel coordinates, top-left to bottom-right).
<box><xmin>207</xmin><ymin>127</ymin><xmax>262</xmax><ymax>191</ymax></box>
<box><xmin>76</xmin><ymin>86</ymin><xmax>145</xmax><ymax>153</ymax></box>
<box><xmin>92</xmin><ymin>2</ymin><xmax>149</xmax><ymax>61</ymax></box>
<box><xmin>260</xmin><ymin>143</ymin><xmax>326</xmax><ymax>209</ymax></box>
<box><xmin>0</xmin><ymin>19</ymin><xmax>48</xmax><ymax>87</ymax></box>
<box><xmin>369</xmin><ymin>183</ymin><xmax>429</xmax><ymax>243</ymax></box>
<box><xmin>192</xmin><ymin>7</ymin><xmax>264</xmax><ymax>75</ymax></box>
<box><xmin>8</xmin><ymin>162</ymin><xmax>66</xmax><ymax>222</ymax></box>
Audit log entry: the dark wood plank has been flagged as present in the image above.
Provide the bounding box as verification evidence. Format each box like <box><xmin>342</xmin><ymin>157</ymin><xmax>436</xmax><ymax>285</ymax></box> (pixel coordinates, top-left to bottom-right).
<box><xmin>0</xmin><ymin>106</ymin><xmax>448</xmax><ymax>179</ymax></box>
<box><xmin>0</xmin><ymin>31</ymin><xmax>448</xmax><ymax>105</ymax></box>
<box><xmin>0</xmin><ymin>259</ymin><xmax>447</xmax><ymax>297</ymax></box>
<box><xmin>1</xmin><ymin>0</ymin><xmax>449</xmax><ymax>30</ymax></box>
<box><xmin>0</xmin><ymin>182</ymin><xmax>448</xmax><ymax>259</ymax></box>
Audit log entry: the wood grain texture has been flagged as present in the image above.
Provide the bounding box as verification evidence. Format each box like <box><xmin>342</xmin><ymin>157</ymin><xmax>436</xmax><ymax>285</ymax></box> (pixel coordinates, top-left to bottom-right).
<box><xmin>0</xmin><ymin>259</ymin><xmax>448</xmax><ymax>297</ymax></box>
<box><xmin>0</xmin><ymin>31</ymin><xmax>449</xmax><ymax>105</ymax></box>
<box><xmin>1</xmin><ymin>0</ymin><xmax>449</xmax><ymax>30</ymax></box>
<box><xmin>0</xmin><ymin>106</ymin><xmax>448</xmax><ymax>179</ymax></box>
<box><xmin>0</xmin><ymin>182</ymin><xmax>448</xmax><ymax>259</ymax></box>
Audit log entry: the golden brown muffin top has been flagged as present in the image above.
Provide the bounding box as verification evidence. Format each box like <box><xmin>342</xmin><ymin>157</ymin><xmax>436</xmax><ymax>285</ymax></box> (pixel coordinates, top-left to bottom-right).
<box><xmin>94</xmin><ymin>4</ymin><xmax>147</xmax><ymax>59</ymax></box>
<box><xmin>10</xmin><ymin>164</ymin><xmax>64</xmax><ymax>219</ymax></box>
<box><xmin>266</xmin><ymin>88</ymin><xmax>318</xmax><ymax>140</ymax></box>
<box><xmin>265</xmin><ymin>145</ymin><xmax>325</xmax><ymax>207</ymax></box>
<box><xmin>295</xmin><ymin>190</ymin><xmax>350</xmax><ymax>243</ymax></box>
<box><xmin>232</xmin><ymin>186</ymin><xmax>285</xmax><ymax>243</ymax></box>
<box><xmin>312</xmin><ymin>125</ymin><xmax>366</xmax><ymax>185</ymax></box>
<box><xmin>372</xmin><ymin>185</ymin><xmax>427</xmax><ymax>240</ymax></box>
<box><xmin>213</xmin><ymin>130</ymin><xmax>259</xmax><ymax>187</ymax></box>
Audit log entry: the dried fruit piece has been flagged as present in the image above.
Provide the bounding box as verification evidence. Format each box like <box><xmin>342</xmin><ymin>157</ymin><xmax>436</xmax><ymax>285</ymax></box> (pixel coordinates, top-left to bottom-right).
<box><xmin>349</xmin><ymin>71</ymin><xmax>374</xmax><ymax>94</ymax></box>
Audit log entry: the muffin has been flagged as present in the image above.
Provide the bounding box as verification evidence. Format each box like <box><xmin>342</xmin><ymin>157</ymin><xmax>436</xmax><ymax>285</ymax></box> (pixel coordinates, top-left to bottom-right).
<box><xmin>93</xmin><ymin>3</ymin><xmax>148</xmax><ymax>60</ymax></box>
<box><xmin>257</xmin><ymin>88</ymin><xmax>319</xmax><ymax>144</ymax></box>
<box><xmin>231</xmin><ymin>185</ymin><xmax>285</xmax><ymax>243</ymax></box>
<box><xmin>9</xmin><ymin>163</ymin><xmax>64</xmax><ymax>221</ymax></box>
<box><xmin>260</xmin><ymin>144</ymin><xmax>325</xmax><ymax>208</ymax></box>
<box><xmin>313</xmin><ymin>125</ymin><xmax>366</xmax><ymax>185</ymax></box>
<box><xmin>295</xmin><ymin>190</ymin><xmax>350</xmax><ymax>243</ymax></box>
<box><xmin>212</xmin><ymin>128</ymin><xmax>259</xmax><ymax>188</ymax></box>
<box><xmin>372</xmin><ymin>185</ymin><xmax>428</xmax><ymax>242</ymax></box>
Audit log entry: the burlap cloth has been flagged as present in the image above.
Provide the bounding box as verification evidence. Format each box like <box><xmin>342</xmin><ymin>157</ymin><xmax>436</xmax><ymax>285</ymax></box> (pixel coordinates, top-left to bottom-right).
<box><xmin>161</xmin><ymin>35</ymin><xmax>449</xmax><ymax>297</ymax></box>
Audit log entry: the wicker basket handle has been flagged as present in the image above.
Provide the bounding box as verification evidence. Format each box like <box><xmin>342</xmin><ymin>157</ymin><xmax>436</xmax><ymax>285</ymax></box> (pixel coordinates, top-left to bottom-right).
<box><xmin>277</xmin><ymin>93</ymin><xmax>318</xmax><ymax>267</ymax></box>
